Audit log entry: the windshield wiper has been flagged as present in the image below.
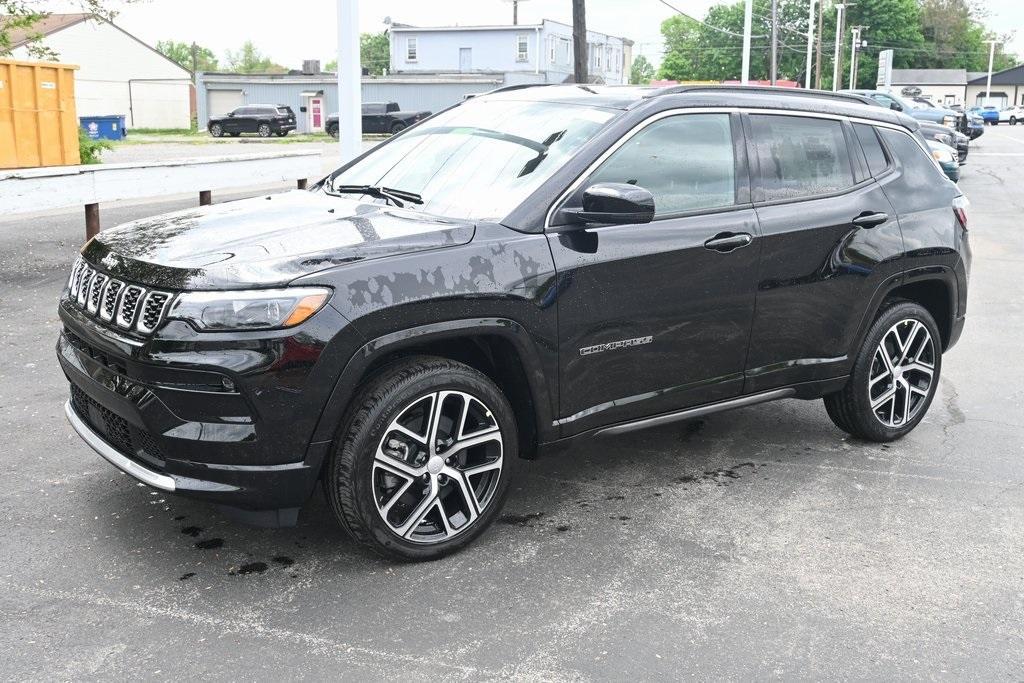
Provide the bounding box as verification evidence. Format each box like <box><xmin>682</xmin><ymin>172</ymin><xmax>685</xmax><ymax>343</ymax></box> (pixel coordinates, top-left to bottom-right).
<box><xmin>325</xmin><ymin>184</ymin><xmax>423</xmax><ymax>208</ymax></box>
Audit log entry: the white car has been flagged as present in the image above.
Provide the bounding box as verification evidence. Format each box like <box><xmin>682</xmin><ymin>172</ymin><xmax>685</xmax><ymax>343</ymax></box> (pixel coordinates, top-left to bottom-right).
<box><xmin>998</xmin><ymin>105</ymin><xmax>1024</xmax><ymax>125</ymax></box>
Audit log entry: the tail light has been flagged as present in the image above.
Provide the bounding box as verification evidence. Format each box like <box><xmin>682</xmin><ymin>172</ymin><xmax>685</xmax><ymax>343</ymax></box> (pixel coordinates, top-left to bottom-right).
<box><xmin>953</xmin><ymin>195</ymin><xmax>969</xmax><ymax>231</ymax></box>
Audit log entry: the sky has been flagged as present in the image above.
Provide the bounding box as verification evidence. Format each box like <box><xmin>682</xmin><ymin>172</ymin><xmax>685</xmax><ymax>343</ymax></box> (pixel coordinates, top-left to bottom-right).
<box><xmin>39</xmin><ymin>0</ymin><xmax>1024</xmax><ymax>70</ymax></box>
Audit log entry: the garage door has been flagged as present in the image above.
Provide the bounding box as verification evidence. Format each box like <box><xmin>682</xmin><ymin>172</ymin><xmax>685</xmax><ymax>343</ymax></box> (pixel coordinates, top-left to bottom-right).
<box><xmin>207</xmin><ymin>90</ymin><xmax>243</xmax><ymax>121</ymax></box>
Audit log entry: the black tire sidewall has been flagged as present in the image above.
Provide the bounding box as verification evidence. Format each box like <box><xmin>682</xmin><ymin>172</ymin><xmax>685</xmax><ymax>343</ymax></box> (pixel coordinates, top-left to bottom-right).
<box><xmin>332</xmin><ymin>359</ymin><xmax>519</xmax><ymax>561</ymax></box>
<box><xmin>846</xmin><ymin>301</ymin><xmax>943</xmax><ymax>441</ymax></box>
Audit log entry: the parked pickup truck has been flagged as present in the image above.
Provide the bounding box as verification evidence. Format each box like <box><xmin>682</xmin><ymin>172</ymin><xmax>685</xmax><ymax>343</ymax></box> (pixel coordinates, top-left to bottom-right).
<box><xmin>326</xmin><ymin>102</ymin><xmax>432</xmax><ymax>137</ymax></box>
<box><xmin>844</xmin><ymin>90</ymin><xmax>968</xmax><ymax>135</ymax></box>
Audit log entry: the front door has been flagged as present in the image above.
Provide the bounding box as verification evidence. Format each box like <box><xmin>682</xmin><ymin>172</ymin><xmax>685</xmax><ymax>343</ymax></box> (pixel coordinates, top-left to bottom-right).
<box><xmin>459</xmin><ymin>48</ymin><xmax>472</xmax><ymax>72</ymax></box>
<box><xmin>548</xmin><ymin>112</ymin><xmax>760</xmax><ymax>436</ymax></box>
<box><xmin>309</xmin><ymin>98</ymin><xmax>324</xmax><ymax>133</ymax></box>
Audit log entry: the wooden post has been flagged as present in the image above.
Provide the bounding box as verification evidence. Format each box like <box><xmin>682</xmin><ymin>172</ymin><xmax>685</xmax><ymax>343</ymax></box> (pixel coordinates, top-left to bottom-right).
<box><xmin>85</xmin><ymin>203</ymin><xmax>100</xmax><ymax>241</ymax></box>
<box><xmin>199</xmin><ymin>190</ymin><xmax>212</xmax><ymax>206</ymax></box>
<box><xmin>297</xmin><ymin>178</ymin><xmax>308</xmax><ymax>190</ymax></box>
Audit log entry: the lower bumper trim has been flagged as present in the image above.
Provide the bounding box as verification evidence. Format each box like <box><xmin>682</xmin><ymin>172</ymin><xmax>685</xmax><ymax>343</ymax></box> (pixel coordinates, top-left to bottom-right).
<box><xmin>64</xmin><ymin>401</ymin><xmax>176</xmax><ymax>492</ymax></box>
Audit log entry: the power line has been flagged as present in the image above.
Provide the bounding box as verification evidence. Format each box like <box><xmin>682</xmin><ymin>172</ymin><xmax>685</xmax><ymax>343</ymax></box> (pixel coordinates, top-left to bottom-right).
<box><xmin>657</xmin><ymin>0</ymin><xmax>767</xmax><ymax>39</ymax></box>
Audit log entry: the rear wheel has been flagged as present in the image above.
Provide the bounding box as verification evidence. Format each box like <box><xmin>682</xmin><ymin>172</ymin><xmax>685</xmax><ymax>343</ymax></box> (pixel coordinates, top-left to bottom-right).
<box><xmin>327</xmin><ymin>124</ymin><xmax>339</xmax><ymax>139</ymax></box>
<box><xmin>390</xmin><ymin>121</ymin><xmax>407</xmax><ymax>135</ymax></box>
<box><xmin>257</xmin><ymin>123</ymin><xmax>272</xmax><ymax>138</ymax></box>
<box><xmin>1011</xmin><ymin>117</ymin><xmax>1017</xmax><ymax>125</ymax></box>
<box><xmin>326</xmin><ymin>357</ymin><xmax>518</xmax><ymax>561</ymax></box>
<box><xmin>824</xmin><ymin>301</ymin><xmax>941</xmax><ymax>442</ymax></box>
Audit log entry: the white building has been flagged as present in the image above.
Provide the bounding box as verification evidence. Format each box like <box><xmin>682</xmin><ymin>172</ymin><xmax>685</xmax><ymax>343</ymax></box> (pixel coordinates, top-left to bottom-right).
<box><xmin>8</xmin><ymin>13</ymin><xmax>192</xmax><ymax>129</ymax></box>
<box><xmin>891</xmin><ymin>66</ymin><xmax>1024</xmax><ymax>108</ymax></box>
<box><xmin>389</xmin><ymin>19</ymin><xmax>633</xmax><ymax>85</ymax></box>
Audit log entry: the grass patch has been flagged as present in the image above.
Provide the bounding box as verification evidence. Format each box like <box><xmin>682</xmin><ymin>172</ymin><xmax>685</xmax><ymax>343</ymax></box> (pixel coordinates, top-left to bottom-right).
<box><xmin>129</xmin><ymin>127</ymin><xmax>200</xmax><ymax>136</ymax></box>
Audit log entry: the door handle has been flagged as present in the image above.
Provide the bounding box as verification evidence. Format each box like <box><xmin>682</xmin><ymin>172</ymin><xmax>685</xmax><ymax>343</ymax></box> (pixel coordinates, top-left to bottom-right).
<box><xmin>852</xmin><ymin>212</ymin><xmax>889</xmax><ymax>229</ymax></box>
<box><xmin>704</xmin><ymin>232</ymin><xmax>753</xmax><ymax>253</ymax></box>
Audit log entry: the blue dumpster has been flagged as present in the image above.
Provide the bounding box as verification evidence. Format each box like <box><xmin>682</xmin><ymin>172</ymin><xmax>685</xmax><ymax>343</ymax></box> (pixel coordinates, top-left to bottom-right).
<box><xmin>80</xmin><ymin>115</ymin><xmax>127</xmax><ymax>140</ymax></box>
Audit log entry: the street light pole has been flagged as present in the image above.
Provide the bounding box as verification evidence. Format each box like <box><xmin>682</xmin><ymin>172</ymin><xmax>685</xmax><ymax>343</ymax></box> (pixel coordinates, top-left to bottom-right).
<box><xmin>770</xmin><ymin>0</ymin><xmax>778</xmax><ymax>85</ymax></box>
<box><xmin>741</xmin><ymin>0</ymin><xmax>753</xmax><ymax>84</ymax></box>
<box><xmin>985</xmin><ymin>39</ymin><xmax>1000</xmax><ymax>107</ymax></box>
<box><xmin>848</xmin><ymin>26</ymin><xmax>860</xmax><ymax>88</ymax></box>
<box><xmin>805</xmin><ymin>0</ymin><xmax>816</xmax><ymax>89</ymax></box>
<box><xmin>337</xmin><ymin>0</ymin><xmax>361</xmax><ymax>163</ymax></box>
<box><xmin>831</xmin><ymin>3</ymin><xmax>845</xmax><ymax>91</ymax></box>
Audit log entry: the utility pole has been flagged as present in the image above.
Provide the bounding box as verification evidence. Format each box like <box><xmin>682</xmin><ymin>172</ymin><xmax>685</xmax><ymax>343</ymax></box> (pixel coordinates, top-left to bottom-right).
<box><xmin>804</xmin><ymin>0</ymin><xmax>816</xmax><ymax>89</ymax></box>
<box><xmin>814</xmin><ymin>0</ymin><xmax>823</xmax><ymax>88</ymax></box>
<box><xmin>770</xmin><ymin>0</ymin><xmax>778</xmax><ymax>85</ymax></box>
<box><xmin>848</xmin><ymin>26</ymin><xmax>860</xmax><ymax>88</ymax></box>
<box><xmin>985</xmin><ymin>39</ymin><xmax>1001</xmax><ymax>107</ymax></box>
<box><xmin>336</xmin><ymin>0</ymin><xmax>361</xmax><ymax>163</ymax></box>
<box><xmin>572</xmin><ymin>0</ymin><xmax>588</xmax><ymax>84</ymax></box>
<box><xmin>504</xmin><ymin>0</ymin><xmax>529</xmax><ymax>26</ymax></box>
<box><xmin>832</xmin><ymin>3</ymin><xmax>846</xmax><ymax>91</ymax></box>
<box><xmin>741</xmin><ymin>0</ymin><xmax>753</xmax><ymax>84</ymax></box>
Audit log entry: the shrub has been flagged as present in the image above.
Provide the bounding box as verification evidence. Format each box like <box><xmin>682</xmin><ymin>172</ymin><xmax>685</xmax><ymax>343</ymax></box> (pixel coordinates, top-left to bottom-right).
<box><xmin>78</xmin><ymin>129</ymin><xmax>113</xmax><ymax>165</ymax></box>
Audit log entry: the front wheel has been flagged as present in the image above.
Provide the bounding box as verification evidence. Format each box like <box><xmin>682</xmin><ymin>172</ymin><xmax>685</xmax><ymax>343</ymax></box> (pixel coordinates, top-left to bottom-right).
<box><xmin>257</xmin><ymin>123</ymin><xmax>272</xmax><ymax>138</ymax></box>
<box><xmin>209</xmin><ymin>123</ymin><xmax>223</xmax><ymax>138</ymax></box>
<box><xmin>824</xmin><ymin>301</ymin><xmax>942</xmax><ymax>442</ymax></box>
<box><xmin>326</xmin><ymin>357</ymin><xmax>518</xmax><ymax>561</ymax></box>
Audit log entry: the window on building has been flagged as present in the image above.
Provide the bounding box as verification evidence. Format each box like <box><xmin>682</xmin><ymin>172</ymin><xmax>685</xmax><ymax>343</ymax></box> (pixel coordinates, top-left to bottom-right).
<box><xmin>749</xmin><ymin>115</ymin><xmax>855</xmax><ymax>202</ymax></box>
<box><xmin>562</xmin><ymin>38</ymin><xmax>571</xmax><ymax>64</ymax></box>
<box><xmin>517</xmin><ymin>34</ymin><xmax>529</xmax><ymax>62</ymax></box>
<box><xmin>586</xmin><ymin>114</ymin><xmax>737</xmax><ymax>216</ymax></box>
<box><xmin>549</xmin><ymin>37</ymin><xmax>556</xmax><ymax>64</ymax></box>
<box><xmin>406</xmin><ymin>37</ymin><xmax>418</xmax><ymax>62</ymax></box>
<box><xmin>595</xmin><ymin>43</ymin><xmax>603</xmax><ymax>69</ymax></box>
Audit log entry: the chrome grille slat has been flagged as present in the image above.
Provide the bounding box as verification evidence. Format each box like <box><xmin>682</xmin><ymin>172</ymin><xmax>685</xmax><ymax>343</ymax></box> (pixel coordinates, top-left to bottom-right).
<box><xmin>66</xmin><ymin>261</ymin><xmax>172</xmax><ymax>336</ymax></box>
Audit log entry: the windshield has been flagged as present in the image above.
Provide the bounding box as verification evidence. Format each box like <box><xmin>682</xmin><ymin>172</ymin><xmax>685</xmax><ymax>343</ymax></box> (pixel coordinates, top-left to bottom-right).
<box><xmin>328</xmin><ymin>98</ymin><xmax>618</xmax><ymax>221</ymax></box>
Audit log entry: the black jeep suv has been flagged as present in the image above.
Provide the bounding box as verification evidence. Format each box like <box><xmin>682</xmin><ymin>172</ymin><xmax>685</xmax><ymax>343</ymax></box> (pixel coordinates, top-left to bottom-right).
<box><xmin>59</xmin><ymin>85</ymin><xmax>970</xmax><ymax>561</ymax></box>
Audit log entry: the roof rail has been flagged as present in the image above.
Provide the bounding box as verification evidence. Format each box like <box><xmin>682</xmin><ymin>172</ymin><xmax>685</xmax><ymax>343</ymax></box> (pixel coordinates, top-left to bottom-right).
<box><xmin>474</xmin><ymin>82</ymin><xmax>556</xmax><ymax>98</ymax></box>
<box><xmin>648</xmin><ymin>84</ymin><xmax>877</xmax><ymax>107</ymax></box>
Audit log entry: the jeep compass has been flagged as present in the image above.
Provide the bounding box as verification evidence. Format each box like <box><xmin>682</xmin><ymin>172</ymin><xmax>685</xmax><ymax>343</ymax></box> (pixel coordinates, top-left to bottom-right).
<box><xmin>58</xmin><ymin>85</ymin><xmax>970</xmax><ymax>560</ymax></box>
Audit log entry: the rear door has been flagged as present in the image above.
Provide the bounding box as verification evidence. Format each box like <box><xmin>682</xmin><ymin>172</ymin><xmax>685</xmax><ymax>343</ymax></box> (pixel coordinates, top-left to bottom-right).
<box><xmin>743</xmin><ymin>113</ymin><xmax>904</xmax><ymax>393</ymax></box>
<box><xmin>548</xmin><ymin>112</ymin><xmax>761</xmax><ymax>435</ymax></box>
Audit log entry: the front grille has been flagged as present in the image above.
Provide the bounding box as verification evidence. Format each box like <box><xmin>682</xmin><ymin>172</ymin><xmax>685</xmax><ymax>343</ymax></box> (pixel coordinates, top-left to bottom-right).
<box><xmin>67</xmin><ymin>257</ymin><xmax>173</xmax><ymax>336</ymax></box>
<box><xmin>70</xmin><ymin>384</ymin><xmax>165</xmax><ymax>469</ymax></box>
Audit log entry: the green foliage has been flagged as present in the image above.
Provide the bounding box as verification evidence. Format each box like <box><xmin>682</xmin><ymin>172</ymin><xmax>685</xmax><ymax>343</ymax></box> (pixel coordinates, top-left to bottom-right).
<box><xmin>156</xmin><ymin>40</ymin><xmax>219</xmax><ymax>72</ymax></box>
<box><xmin>657</xmin><ymin>0</ymin><xmax>1017</xmax><ymax>90</ymax></box>
<box><xmin>0</xmin><ymin>1</ymin><xmax>134</xmax><ymax>59</ymax></box>
<box><xmin>630</xmin><ymin>55</ymin><xmax>656</xmax><ymax>84</ymax></box>
<box><xmin>224</xmin><ymin>40</ymin><xmax>286</xmax><ymax>74</ymax></box>
<box><xmin>325</xmin><ymin>32</ymin><xmax>391</xmax><ymax>74</ymax></box>
<box><xmin>78</xmin><ymin>128</ymin><xmax>112</xmax><ymax>165</ymax></box>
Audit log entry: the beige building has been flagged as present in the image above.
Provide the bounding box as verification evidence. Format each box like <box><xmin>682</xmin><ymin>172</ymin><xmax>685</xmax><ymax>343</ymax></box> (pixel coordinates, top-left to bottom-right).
<box><xmin>7</xmin><ymin>14</ymin><xmax>192</xmax><ymax>128</ymax></box>
<box><xmin>891</xmin><ymin>66</ymin><xmax>1024</xmax><ymax>108</ymax></box>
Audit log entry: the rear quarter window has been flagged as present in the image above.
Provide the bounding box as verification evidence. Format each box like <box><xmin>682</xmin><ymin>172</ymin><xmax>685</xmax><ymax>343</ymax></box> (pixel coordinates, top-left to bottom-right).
<box><xmin>876</xmin><ymin>127</ymin><xmax>950</xmax><ymax>212</ymax></box>
<box><xmin>750</xmin><ymin>115</ymin><xmax>855</xmax><ymax>202</ymax></box>
<box><xmin>853</xmin><ymin>123</ymin><xmax>889</xmax><ymax>176</ymax></box>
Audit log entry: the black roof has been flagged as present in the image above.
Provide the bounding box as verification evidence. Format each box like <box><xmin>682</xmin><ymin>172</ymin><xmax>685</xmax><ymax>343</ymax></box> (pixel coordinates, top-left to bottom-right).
<box><xmin>478</xmin><ymin>84</ymin><xmax>919</xmax><ymax>130</ymax></box>
<box><xmin>967</xmin><ymin>63</ymin><xmax>1024</xmax><ymax>85</ymax></box>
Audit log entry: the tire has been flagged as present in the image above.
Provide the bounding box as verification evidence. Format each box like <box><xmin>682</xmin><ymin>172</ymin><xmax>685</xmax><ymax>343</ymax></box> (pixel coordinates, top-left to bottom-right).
<box><xmin>823</xmin><ymin>300</ymin><xmax>942</xmax><ymax>442</ymax></box>
<box><xmin>209</xmin><ymin>123</ymin><xmax>223</xmax><ymax>138</ymax></box>
<box><xmin>325</xmin><ymin>356</ymin><xmax>519</xmax><ymax>561</ymax></box>
<box><xmin>390</xmin><ymin>121</ymin><xmax>407</xmax><ymax>135</ymax></box>
<box><xmin>1011</xmin><ymin>117</ymin><xmax>1017</xmax><ymax>125</ymax></box>
<box><xmin>327</xmin><ymin>125</ymin><xmax>339</xmax><ymax>139</ymax></box>
<box><xmin>258</xmin><ymin>123</ymin><xmax>272</xmax><ymax>138</ymax></box>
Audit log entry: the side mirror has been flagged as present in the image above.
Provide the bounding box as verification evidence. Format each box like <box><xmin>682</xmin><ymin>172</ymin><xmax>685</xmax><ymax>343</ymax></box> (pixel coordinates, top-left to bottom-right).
<box><xmin>890</xmin><ymin>102</ymin><xmax>902</xmax><ymax>111</ymax></box>
<box><xmin>563</xmin><ymin>182</ymin><xmax>656</xmax><ymax>226</ymax></box>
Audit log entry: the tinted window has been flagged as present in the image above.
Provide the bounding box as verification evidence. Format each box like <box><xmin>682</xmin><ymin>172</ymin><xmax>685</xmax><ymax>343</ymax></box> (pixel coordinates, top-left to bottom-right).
<box><xmin>854</xmin><ymin>123</ymin><xmax>889</xmax><ymax>176</ymax></box>
<box><xmin>750</xmin><ymin>115</ymin><xmax>855</xmax><ymax>201</ymax></box>
<box><xmin>877</xmin><ymin>128</ymin><xmax>948</xmax><ymax>212</ymax></box>
<box><xmin>236</xmin><ymin>107</ymin><xmax>254</xmax><ymax>116</ymax></box>
<box><xmin>587</xmin><ymin>114</ymin><xmax>736</xmax><ymax>216</ymax></box>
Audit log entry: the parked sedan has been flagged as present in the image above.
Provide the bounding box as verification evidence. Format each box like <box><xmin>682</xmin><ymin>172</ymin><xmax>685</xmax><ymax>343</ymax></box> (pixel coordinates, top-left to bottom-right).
<box><xmin>968</xmin><ymin>106</ymin><xmax>1000</xmax><ymax>124</ymax></box>
<box><xmin>208</xmin><ymin>105</ymin><xmax>297</xmax><ymax>138</ymax></box>
<box><xmin>927</xmin><ymin>139</ymin><xmax>960</xmax><ymax>182</ymax></box>
<box><xmin>326</xmin><ymin>102</ymin><xmax>432</xmax><ymax>138</ymax></box>
<box><xmin>998</xmin><ymin>105</ymin><xmax>1024</xmax><ymax>125</ymax></box>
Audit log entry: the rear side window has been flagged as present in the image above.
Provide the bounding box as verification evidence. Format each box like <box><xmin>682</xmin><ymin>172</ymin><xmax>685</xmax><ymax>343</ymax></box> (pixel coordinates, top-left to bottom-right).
<box><xmin>587</xmin><ymin>113</ymin><xmax>736</xmax><ymax>216</ymax></box>
<box><xmin>750</xmin><ymin>115</ymin><xmax>855</xmax><ymax>201</ymax></box>
<box><xmin>276</xmin><ymin>107</ymin><xmax>291</xmax><ymax>115</ymax></box>
<box><xmin>876</xmin><ymin>128</ymin><xmax>948</xmax><ymax>212</ymax></box>
<box><xmin>854</xmin><ymin>123</ymin><xmax>889</xmax><ymax>176</ymax></box>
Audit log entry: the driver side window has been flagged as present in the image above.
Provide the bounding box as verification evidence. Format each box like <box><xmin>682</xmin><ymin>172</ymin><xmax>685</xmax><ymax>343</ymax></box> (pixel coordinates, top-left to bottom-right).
<box><xmin>585</xmin><ymin>113</ymin><xmax>737</xmax><ymax>217</ymax></box>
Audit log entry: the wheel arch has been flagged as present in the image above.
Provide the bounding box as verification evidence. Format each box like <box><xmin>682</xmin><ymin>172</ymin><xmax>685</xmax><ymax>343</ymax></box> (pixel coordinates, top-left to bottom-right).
<box><xmin>854</xmin><ymin>269</ymin><xmax>958</xmax><ymax>355</ymax></box>
<box><xmin>309</xmin><ymin>318</ymin><xmax>556</xmax><ymax>461</ymax></box>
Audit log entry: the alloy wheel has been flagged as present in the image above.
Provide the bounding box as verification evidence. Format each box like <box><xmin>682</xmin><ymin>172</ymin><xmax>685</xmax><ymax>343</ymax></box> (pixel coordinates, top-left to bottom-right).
<box><xmin>372</xmin><ymin>390</ymin><xmax>503</xmax><ymax>544</ymax></box>
<box><xmin>867</xmin><ymin>319</ymin><xmax>936</xmax><ymax>428</ymax></box>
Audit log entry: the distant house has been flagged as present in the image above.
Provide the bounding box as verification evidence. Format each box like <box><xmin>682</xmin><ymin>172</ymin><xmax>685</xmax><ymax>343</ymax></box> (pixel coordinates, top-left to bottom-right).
<box><xmin>5</xmin><ymin>13</ymin><xmax>192</xmax><ymax>128</ymax></box>
<box><xmin>388</xmin><ymin>19</ymin><xmax>633</xmax><ymax>85</ymax></box>
<box><xmin>891</xmin><ymin>66</ymin><xmax>1024</xmax><ymax>108</ymax></box>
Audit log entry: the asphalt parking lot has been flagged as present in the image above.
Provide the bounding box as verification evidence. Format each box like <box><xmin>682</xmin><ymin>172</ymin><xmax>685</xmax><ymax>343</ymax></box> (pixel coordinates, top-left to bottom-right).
<box><xmin>2</xmin><ymin>127</ymin><xmax>1022</xmax><ymax>680</ymax></box>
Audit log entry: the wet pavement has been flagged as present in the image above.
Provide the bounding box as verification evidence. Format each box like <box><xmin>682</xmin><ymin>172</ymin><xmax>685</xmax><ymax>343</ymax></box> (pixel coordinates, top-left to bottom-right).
<box><xmin>1</xmin><ymin>126</ymin><xmax>1022</xmax><ymax>680</ymax></box>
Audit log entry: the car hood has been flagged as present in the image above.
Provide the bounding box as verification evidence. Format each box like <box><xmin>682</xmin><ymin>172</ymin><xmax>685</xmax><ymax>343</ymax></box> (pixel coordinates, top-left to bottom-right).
<box><xmin>82</xmin><ymin>190</ymin><xmax>475</xmax><ymax>290</ymax></box>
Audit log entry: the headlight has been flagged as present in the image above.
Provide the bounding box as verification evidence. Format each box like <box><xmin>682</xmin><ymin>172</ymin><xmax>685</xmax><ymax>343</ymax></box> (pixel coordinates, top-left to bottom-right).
<box><xmin>932</xmin><ymin>147</ymin><xmax>954</xmax><ymax>164</ymax></box>
<box><xmin>167</xmin><ymin>287</ymin><xmax>331</xmax><ymax>331</ymax></box>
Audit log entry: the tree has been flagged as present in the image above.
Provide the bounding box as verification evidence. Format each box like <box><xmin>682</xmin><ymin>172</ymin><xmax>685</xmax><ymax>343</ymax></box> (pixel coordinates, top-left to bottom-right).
<box><xmin>224</xmin><ymin>40</ymin><xmax>285</xmax><ymax>74</ymax></box>
<box><xmin>156</xmin><ymin>40</ymin><xmax>219</xmax><ymax>73</ymax></box>
<box><xmin>917</xmin><ymin>0</ymin><xmax>1015</xmax><ymax>73</ymax></box>
<box><xmin>630</xmin><ymin>54</ymin><xmax>655</xmax><ymax>84</ymax></box>
<box><xmin>0</xmin><ymin>1</ymin><xmax>135</xmax><ymax>59</ymax></box>
<box><xmin>325</xmin><ymin>31</ymin><xmax>391</xmax><ymax>74</ymax></box>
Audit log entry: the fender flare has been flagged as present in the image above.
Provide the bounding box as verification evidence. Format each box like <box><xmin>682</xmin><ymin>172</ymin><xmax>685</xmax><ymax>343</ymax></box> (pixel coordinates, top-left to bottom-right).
<box><xmin>307</xmin><ymin>317</ymin><xmax>557</xmax><ymax>449</ymax></box>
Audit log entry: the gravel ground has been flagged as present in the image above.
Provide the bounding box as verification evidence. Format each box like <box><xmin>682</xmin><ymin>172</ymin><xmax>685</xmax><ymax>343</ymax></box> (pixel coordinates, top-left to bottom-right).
<box><xmin>0</xmin><ymin>126</ymin><xmax>1021</xmax><ymax>680</ymax></box>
